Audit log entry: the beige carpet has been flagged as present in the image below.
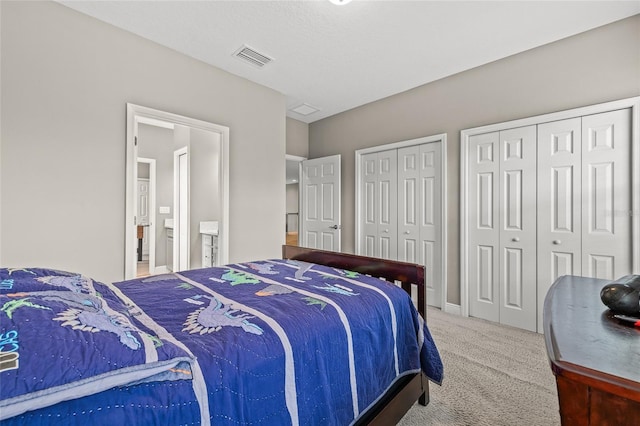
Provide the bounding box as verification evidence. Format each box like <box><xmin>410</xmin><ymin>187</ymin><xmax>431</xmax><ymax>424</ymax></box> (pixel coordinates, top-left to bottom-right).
<box><xmin>398</xmin><ymin>308</ymin><xmax>560</xmax><ymax>426</ymax></box>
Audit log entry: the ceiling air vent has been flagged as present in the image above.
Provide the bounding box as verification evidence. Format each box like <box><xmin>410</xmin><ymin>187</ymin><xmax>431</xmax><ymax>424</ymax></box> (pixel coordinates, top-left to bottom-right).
<box><xmin>289</xmin><ymin>103</ymin><xmax>320</xmax><ymax>116</ymax></box>
<box><xmin>233</xmin><ymin>45</ymin><xmax>273</xmax><ymax>68</ymax></box>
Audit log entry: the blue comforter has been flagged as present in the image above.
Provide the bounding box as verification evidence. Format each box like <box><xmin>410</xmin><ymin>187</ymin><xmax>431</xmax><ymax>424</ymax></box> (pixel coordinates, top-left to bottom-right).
<box><xmin>0</xmin><ymin>260</ymin><xmax>443</xmax><ymax>425</ymax></box>
<box><xmin>0</xmin><ymin>268</ymin><xmax>196</xmax><ymax>422</ymax></box>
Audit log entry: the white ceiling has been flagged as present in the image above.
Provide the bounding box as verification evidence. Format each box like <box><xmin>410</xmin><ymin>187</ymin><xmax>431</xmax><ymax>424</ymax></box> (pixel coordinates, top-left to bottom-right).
<box><xmin>58</xmin><ymin>1</ymin><xmax>639</xmax><ymax>123</ymax></box>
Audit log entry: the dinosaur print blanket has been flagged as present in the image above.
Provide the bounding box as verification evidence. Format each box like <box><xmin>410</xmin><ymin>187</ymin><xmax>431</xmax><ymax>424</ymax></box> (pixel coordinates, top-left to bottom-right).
<box><xmin>0</xmin><ymin>260</ymin><xmax>443</xmax><ymax>425</ymax></box>
<box><xmin>114</xmin><ymin>259</ymin><xmax>443</xmax><ymax>425</ymax></box>
<box><xmin>0</xmin><ymin>268</ymin><xmax>196</xmax><ymax>421</ymax></box>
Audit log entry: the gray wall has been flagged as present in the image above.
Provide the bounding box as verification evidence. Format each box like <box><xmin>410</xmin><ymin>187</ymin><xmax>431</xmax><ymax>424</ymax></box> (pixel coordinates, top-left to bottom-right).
<box><xmin>0</xmin><ymin>1</ymin><xmax>286</xmax><ymax>284</ymax></box>
<box><xmin>309</xmin><ymin>15</ymin><xmax>640</xmax><ymax>306</ymax></box>
<box><xmin>286</xmin><ymin>118</ymin><xmax>309</xmax><ymax>159</ymax></box>
<box><xmin>285</xmin><ymin>118</ymin><xmax>308</xmax><ymax>233</ymax></box>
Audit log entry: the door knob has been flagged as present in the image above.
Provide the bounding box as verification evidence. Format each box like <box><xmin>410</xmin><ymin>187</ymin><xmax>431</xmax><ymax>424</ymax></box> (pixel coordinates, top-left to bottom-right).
<box><xmin>382</xmin><ymin>229</ymin><xmax>389</xmax><ymax>233</ymax></box>
<box><xmin>404</xmin><ymin>231</ymin><xmax>410</xmax><ymax>235</ymax></box>
<box><xmin>553</xmin><ymin>240</ymin><xmax>561</xmax><ymax>245</ymax></box>
<box><xmin>329</xmin><ymin>224</ymin><xmax>341</xmax><ymax>230</ymax></box>
<box><xmin>512</xmin><ymin>237</ymin><xmax>520</xmax><ymax>242</ymax></box>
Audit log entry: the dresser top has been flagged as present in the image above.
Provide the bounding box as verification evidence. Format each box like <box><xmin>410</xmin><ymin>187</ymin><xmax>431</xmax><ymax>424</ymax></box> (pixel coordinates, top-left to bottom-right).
<box><xmin>544</xmin><ymin>275</ymin><xmax>640</xmax><ymax>388</ymax></box>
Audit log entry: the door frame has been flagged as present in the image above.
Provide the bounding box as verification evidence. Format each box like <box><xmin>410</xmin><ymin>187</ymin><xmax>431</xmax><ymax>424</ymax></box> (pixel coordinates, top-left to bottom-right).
<box><xmin>125</xmin><ymin>103</ymin><xmax>230</xmax><ymax>279</ymax></box>
<box><xmin>137</xmin><ymin>157</ymin><xmax>156</xmax><ymax>275</ymax></box>
<box><xmin>460</xmin><ymin>96</ymin><xmax>640</xmax><ymax>319</ymax></box>
<box><xmin>354</xmin><ymin>133</ymin><xmax>448</xmax><ymax>311</ymax></box>
<box><xmin>173</xmin><ymin>146</ymin><xmax>189</xmax><ymax>271</ymax></box>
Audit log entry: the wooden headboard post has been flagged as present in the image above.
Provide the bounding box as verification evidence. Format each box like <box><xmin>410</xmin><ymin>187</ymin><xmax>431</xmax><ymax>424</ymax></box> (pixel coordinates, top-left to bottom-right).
<box><xmin>282</xmin><ymin>245</ymin><xmax>426</xmax><ymax>318</ymax></box>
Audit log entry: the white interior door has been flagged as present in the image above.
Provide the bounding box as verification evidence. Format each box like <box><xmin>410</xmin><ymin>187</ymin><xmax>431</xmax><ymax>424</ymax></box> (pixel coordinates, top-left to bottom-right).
<box><xmin>357</xmin><ymin>134</ymin><xmax>447</xmax><ymax>310</ymax></box>
<box><xmin>377</xmin><ymin>150</ymin><xmax>398</xmax><ymax>260</ymax></box>
<box><xmin>361</xmin><ymin>152</ymin><xmax>379</xmax><ymax>257</ymax></box>
<box><xmin>468</xmin><ymin>127</ymin><xmax>537</xmax><ymax>331</ymax></box>
<box><xmin>360</xmin><ymin>150</ymin><xmax>398</xmax><ymax>259</ymax></box>
<box><xmin>581</xmin><ymin>109</ymin><xmax>632</xmax><ymax>279</ymax></box>
<box><xmin>419</xmin><ymin>143</ymin><xmax>442</xmax><ymax>309</ymax></box>
<box><xmin>299</xmin><ymin>155</ymin><xmax>341</xmax><ymax>252</ymax></box>
<box><xmin>536</xmin><ymin>110</ymin><xmax>632</xmax><ymax>331</ymax></box>
<box><xmin>398</xmin><ymin>143</ymin><xmax>443</xmax><ymax>307</ymax></box>
<box><xmin>468</xmin><ymin>132</ymin><xmax>501</xmax><ymax>323</ymax></box>
<box><xmin>537</xmin><ymin>117</ymin><xmax>582</xmax><ymax>331</ymax></box>
<box><xmin>398</xmin><ymin>146</ymin><xmax>420</xmax><ymax>263</ymax></box>
<box><xmin>498</xmin><ymin>126</ymin><xmax>537</xmax><ymax>331</ymax></box>
<box><xmin>463</xmin><ymin>98</ymin><xmax>640</xmax><ymax>333</ymax></box>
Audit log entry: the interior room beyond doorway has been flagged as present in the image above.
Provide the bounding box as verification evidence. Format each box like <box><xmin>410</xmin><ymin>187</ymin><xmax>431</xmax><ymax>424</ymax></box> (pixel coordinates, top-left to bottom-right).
<box><xmin>286</xmin><ymin>155</ymin><xmax>305</xmax><ymax>247</ymax></box>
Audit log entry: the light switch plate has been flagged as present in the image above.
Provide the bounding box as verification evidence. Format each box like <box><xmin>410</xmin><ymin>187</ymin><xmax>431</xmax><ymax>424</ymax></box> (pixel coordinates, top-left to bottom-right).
<box><xmin>159</xmin><ymin>206</ymin><xmax>171</xmax><ymax>214</ymax></box>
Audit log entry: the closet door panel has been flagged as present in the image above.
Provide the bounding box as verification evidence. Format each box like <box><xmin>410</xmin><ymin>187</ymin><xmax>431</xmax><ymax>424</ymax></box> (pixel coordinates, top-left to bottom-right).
<box><xmin>537</xmin><ymin>117</ymin><xmax>582</xmax><ymax>332</ymax></box>
<box><xmin>420</xmin><ymin>143</ymin><xmax>442</xmax><ymax>308</ymax></box>
<box><xmin>398</xmin><ymin>146</ymin><xmax>420</xmax><ymax>263</ymax></box>
<box><xmin>468</xmin><ymin>132</ymin><xmax>500</xmax><ymax>323</ymax></box>
<box><xmin>361</xmin><ymin>152</ymin><xmax>379</xmax><ymax>257</ymax></box>
<box><xmin>378</xmin><ymin>150</ymin><xmax>398</xmax><ymax>260</ymax></box>
<box><xmin>499</xmin><ymin>126</ymin><xmax>537</xmax><ymax>332</ymax></box>
<box><xmin>581</xmin><ymin>109</ymin><xmax>632</xmax><ymax>279</ymax></box>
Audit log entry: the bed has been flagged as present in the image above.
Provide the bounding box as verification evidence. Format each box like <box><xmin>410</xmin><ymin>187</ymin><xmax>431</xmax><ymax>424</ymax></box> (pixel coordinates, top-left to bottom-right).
<box><xmin>0</xmin><ymin>245</ymin><xmax>443</xmax><ymax>425</ymax></box>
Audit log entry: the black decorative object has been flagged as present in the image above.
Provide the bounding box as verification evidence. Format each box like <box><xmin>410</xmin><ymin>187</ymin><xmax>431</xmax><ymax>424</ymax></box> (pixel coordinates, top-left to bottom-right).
<box><xmin>600</xmin><ymin>275</ymin><xmax>640</xmax><ymax>315</ymax></box>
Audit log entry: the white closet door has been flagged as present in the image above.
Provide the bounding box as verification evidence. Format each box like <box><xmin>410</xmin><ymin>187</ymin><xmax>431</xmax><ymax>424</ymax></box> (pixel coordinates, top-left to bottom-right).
<box><xmin>499</xmin><ymin>126</ymin><xmax>537</xmax><ymax>331</ymax></box>
<box><xmin>378</xmin><ymin>150</ymin><xmax>398</xmax><ymax>260</ymax></box>
<box><xmin>361</xmin><ymin>152</ymin><xmax>379</xmax><ymax>257</ymax></box>
<box><xmin>420</xmin><ymin>143</ymin><xmax>442</xmax><ymax>309</ymax></box>
<box><xmin>537</xmin><ymin>117</ymin><xmax>582</xmax><ymax>332</ymax></box>
<box><xmin>362</xmin><ymin>140</ymin><xmax>443</xmax><ymax>308</ymax></box>
<box><xmin>464</xmin><ymin>101</ymin><xmax>637</xmax><ymax>333</ymax></box>
<box><xmin>398</xmin><ymin>146</ymin><xmax>420</xmax><ymax>263</ymax></box>
<box><xmin>468</xmin><ymin>127</ymin><xmax>537</xmax><ymax>330</ymax></box>
<box><xmin>468</xmin><ymin>132</ymin><xmax>500</xmax><ymax>323</ymax></box>
<box><xmin>581</xmin><ymin>109</ymin><xmax>632</xmax><ymax>279</ymax></box>
<box><xmin>359</xmin><ymin>150</ymin><xmax>397</xmax><ymax>259</ymax></box>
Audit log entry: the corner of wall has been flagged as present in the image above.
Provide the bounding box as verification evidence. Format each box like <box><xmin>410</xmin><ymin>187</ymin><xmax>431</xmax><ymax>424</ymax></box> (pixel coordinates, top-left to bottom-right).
<box><xmin>286</xmin><ymin>117</ymin><xmax>309</xmax><ymax>158</ymax></box>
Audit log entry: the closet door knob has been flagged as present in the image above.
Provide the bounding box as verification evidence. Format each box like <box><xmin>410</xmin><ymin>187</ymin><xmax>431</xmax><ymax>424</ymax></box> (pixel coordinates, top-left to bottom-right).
<box><xmin>553</xmin><ymin>240</ymin><xmax>562</xmax><ymax>245</ymax></box>
<box><xmin>404</xmin><ymin>231</ymin><xmax>410</xmax><ymax>235</ymax></box>
<box><xmin>382</xmin><ymin>229</ymin><xmax>389</xmax><ymax>233</ymax></box>
<box><xmin>512</xmin><ymin>237</ymin><xmax>520</xmax><ymax>242</ymax></box>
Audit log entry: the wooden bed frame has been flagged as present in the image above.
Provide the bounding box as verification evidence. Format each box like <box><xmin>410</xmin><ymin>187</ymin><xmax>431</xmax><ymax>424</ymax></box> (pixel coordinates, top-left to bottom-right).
<box><xmin>282</xmin><ymin>245</ymin><xmax>430</xmax><ymax>425</ymax></box>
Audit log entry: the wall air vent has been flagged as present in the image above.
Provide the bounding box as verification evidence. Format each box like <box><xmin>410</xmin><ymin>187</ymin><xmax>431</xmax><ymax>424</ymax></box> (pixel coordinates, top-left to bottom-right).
<box><xmin>233</xmin><ymin>45</ymin><xmax>273</xmax><ymax>68</ymax></box>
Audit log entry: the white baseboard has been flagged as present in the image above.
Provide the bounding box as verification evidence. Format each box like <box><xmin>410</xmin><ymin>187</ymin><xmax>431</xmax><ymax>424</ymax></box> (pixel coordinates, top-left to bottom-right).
<box><xmin>155</xmin><ymin>266</ymin><xmax>170</xmax><ymax>274</ymax></box>
<box><xmin>444</xmin><ymin>303</ymin><xmax>461</xmax><ymax>315</ymax></box>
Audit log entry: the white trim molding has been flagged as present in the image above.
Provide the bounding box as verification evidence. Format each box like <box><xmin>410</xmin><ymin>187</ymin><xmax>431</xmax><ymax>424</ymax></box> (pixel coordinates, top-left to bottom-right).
<box><xmin>459</xmin><ymin>96</ymin><xmax>640</xmax><ymax>319</ymax></box>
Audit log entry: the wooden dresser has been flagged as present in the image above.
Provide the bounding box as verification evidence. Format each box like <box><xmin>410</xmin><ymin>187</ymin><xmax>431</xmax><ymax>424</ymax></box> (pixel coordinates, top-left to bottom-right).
<box><xmin>544</xmin><ymin>275</ymin><xmax>640</xmax><ymax>425</ymax></box>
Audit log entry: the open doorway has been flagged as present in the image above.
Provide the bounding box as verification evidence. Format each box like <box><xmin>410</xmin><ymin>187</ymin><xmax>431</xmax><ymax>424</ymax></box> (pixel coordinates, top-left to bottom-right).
<box><xmin>126</xmin><ymin>104</ymin><xmax>229</xmax><ymax>279</ymax></box>
<box><xmin>285</xmin><ymin>155</ymin><xmax>305</xmax><ymax>246</ymax></box>
<box><xmin>136</xmin><ymin>158</ymin><xmax>156</xmax><ymax>277</ymax></box>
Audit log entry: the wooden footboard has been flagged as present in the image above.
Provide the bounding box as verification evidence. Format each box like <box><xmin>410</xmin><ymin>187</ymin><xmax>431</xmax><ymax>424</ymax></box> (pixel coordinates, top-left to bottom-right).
<box><xmin>282</xmin><ymin>245</ymin><xmax>426</xmax><ymax>318</ymax></box>
<box><xmin>281</xmin><ymin>245</ymin><xmax>430</xmax><ymax>424</ymax></box>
